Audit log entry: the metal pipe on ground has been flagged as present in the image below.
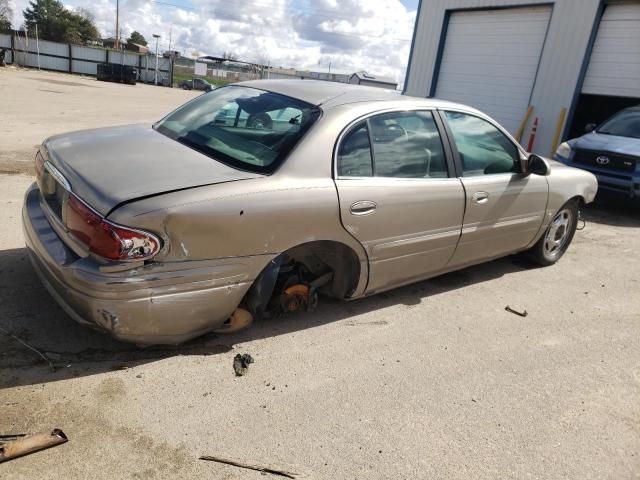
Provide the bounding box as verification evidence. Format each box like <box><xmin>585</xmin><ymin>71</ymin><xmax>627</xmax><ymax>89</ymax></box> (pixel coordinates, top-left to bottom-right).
<box><xmin>0</xmin><ymin>429</ymin><xmax>68</xmax><ymax>463</ymax></box>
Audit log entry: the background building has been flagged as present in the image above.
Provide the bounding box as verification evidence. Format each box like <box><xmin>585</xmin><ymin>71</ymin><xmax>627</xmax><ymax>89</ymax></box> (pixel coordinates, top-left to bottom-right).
<box><xmin>404</xmin><ymin>0</ymin><xmax>640</xmax><ymax>155</ymax></box>
<box><xmin>349</xmin><ymin>71</ymin><xmax>398</xmax><ymax>89</ymax></box>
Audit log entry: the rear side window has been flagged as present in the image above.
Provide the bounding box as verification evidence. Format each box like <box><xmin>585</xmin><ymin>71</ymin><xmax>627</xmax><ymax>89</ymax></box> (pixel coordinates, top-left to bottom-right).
<box><xmin>337</xmin><ymin>111</ymin><xmax>448</xmax><ymax>178</ymax></box>
<box><xmin>337</xmin><ymin>122</ymin><xmax>373</xmax><ymax>177</ymax></box>
<box><xmin>369</xmin><ymin>111</ymin><xmax>448</xmax><ymax>178</ymax></box>
<box><xmin>444</xmin><ymin>111</ymin><xmax>520</xmax><ymax>176</ymax></box>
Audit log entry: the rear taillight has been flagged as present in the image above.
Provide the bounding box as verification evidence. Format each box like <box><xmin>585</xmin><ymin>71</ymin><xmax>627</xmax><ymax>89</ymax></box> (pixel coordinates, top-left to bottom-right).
<box><xmin>65</xmin><ymin>195</ymin><xmax>160</xmax><ymax>261</ymax></box>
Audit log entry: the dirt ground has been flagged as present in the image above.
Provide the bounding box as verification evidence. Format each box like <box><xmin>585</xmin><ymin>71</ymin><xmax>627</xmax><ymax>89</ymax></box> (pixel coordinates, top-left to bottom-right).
<box><xmin>0</xmin><ymin>68</ymin><xmax>198</xmax><ymax>174</ymax></box>
<box><xmin>0</xmin><ymin>68</ymin><xmax>639</xmax><ymax>479</ymax></box>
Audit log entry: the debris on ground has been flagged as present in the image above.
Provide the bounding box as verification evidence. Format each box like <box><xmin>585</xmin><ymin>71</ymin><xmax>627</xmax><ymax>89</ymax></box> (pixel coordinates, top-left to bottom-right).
<box><xmin>505</xmin><ymin>306</ymin><xmax>528</xmax><ymax>317</ymax></box>
<box><xmin>0</xmin><ymin>429</ymin><xmax>68</xmax><ymax>463</ymax></box>
<box><xmin>233</xmin><ymin>353</ymin><xmax>254</xmax><ymax>376</ymax></box>
<box><xmin>199</xmin><ymin>454</ymin><xmax>300</xmax><ymax>478</ymax></box>
<box><xmin>0</xmin><ymin>325</ymin><xmax>56</xmax><ymax>371</ymax></box>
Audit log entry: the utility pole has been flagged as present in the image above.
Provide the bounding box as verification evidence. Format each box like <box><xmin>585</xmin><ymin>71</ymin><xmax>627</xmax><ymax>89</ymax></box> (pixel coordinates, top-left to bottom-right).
<box><xmin>167</xmin><ymin>27</ymin><xmax>173</xmax><ymax>88</ymax></box>
<box><xmin>115</xmin><ymin>0</ymin><xmax>120</xmax><ymax>50</ymax></box>
<box><xmin>35</xmin><ymin>23</ymin><xmax>40</xmax><ymax>71</ymax></box>
<box><xmin>153</xmin><ymin>33</ymin><xmax>160</xmax><ymax>85</ymax></box>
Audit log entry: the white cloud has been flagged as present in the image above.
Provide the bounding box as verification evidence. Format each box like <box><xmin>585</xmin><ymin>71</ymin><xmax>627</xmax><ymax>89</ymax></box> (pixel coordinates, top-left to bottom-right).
<box><xmin>10</xmin><ymin>0</ymin><xmax>416</xmax><ymax>84</ymax></box>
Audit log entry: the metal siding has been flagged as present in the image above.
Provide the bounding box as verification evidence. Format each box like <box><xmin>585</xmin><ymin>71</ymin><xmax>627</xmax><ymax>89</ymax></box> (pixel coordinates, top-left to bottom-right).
<box><xmin>109</xmin><ymin>51</ymin><xmax>140</xmax><ymax>67</ymax></box>
<box><xmin>139</xmin><ymin>55</ymin><xmax>171</xmax><ymax>83</ymax></box>
<box><xmin>435</xmin><ymin>6</ymin><xmax>552</xmax><ymax>133</ymax></box>
<box><xmin>71</xmin><ymin>45</ymin><xmax>107</xmax><ymax>63</ymax></box>
<box><xmin>11</xmin><ymin>49</ymin><xmax>69</xmax><ymax>72</ymax></box>
<box><xmin>0</xmin><ymin>33</ymin><xmax>11</xmax><ymax>63</ymax></box>
<box><xmin>72</xmin><ymin>59</ymin><xmax>98</xmax><ymax>75</ymax></box>
<box><xmin>36</xmin><ymin>39</ymin><xmax>69</xmax><ymax>57</ymax></box>
<box><xmin>405</xmin><ymin>0</ymin><xmax>602</xmax><ymax>154</ymax></box>
<box><xmin>582</xmin><ymin>3</ymin><xmax>640</xmax><ymax>97</ymax></box>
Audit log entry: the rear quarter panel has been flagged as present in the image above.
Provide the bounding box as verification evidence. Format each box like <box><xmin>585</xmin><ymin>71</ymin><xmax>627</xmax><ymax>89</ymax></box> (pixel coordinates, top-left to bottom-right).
<box><xmin>106</xmin><ymin>99</ymin><xmax>456</xmax><ymax>297</ymax></box>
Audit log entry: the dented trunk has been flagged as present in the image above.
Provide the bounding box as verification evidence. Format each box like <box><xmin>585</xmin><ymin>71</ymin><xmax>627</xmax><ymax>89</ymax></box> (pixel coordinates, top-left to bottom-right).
<box><xmin>42</xmin><ymin>124</ymin><xmax>262</xmax><ymax>216</ymax></box>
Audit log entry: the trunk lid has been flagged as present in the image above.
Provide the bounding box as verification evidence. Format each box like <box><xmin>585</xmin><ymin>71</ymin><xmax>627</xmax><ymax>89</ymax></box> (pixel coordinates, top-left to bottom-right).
<box><xmin>43</xmin><ymin>124</ymin><xmax>262</xmax><ymax>216</ymax></box>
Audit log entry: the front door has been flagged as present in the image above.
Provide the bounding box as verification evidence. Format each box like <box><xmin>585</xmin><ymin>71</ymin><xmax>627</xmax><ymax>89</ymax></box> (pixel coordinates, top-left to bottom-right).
<box><xmin>334</xmin><ymin>110</ymin><xmax>465</xmax><ymax>293</ymax></box>
<box><xmin>441</xmin><ymin>110</ymin><xmax>548</xmax><ymax>268</ymax></box>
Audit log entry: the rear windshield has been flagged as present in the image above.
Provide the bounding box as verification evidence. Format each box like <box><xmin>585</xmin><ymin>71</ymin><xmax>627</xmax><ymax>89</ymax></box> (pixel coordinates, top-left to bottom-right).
<box><xmin>597</xmin><ymin>109</ymin><xmax>640</xmax><ymax>139</ymax></box>
<box><xmin>155</xmin><ymin>86</ymin><xmax>321</xmax><ymax>173</ymax></box>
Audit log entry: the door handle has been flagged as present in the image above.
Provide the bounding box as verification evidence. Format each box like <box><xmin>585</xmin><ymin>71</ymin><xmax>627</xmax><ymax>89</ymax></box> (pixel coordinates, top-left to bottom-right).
<box><xmin>472</xmin><ymin>191</ymin><xmax>489</xmax><ymax>204</ymax></box>
<box><xmin>349</xmin><ymin>200</ymin><xmax>377</xmax><ymax>216</ymax></box>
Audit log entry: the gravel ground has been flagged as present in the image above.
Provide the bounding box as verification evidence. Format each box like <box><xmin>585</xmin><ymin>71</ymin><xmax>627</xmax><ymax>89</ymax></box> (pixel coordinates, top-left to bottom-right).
<box><xmin>0</xmin><ymin>68</ymin><xmax>639</xmax><ymax>480</ymax></box>
<box><xmin>0</xmin><ymin>68</ymin><xmax>198</xmax><ymax>174</ymax></box>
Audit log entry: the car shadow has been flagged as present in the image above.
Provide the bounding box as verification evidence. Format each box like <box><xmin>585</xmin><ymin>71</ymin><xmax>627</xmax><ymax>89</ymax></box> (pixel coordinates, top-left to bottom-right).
<box><xmin>0</xmin><ymin>246</ymin><xmax>535</xmax><ymax>389</ymax></box>
<box><xmin>582</xmin><ymin>192</ymin><xmax>640</xmax><ymax>228</ymax></box>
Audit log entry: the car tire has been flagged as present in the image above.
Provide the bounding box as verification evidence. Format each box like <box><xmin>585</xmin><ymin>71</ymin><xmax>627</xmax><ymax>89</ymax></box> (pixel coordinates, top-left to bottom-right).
<box><xmin>529</xmin><ymin>199</ymin><xmax>579</xmax><ymax>266</ymax></box>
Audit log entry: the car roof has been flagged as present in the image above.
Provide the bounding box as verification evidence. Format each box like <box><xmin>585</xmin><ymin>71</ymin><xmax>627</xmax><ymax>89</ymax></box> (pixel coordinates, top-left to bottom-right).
<box><xmin>236</xmin><ymin>79</ymin><xmax>472</xmax><ymax>111</ymax></box>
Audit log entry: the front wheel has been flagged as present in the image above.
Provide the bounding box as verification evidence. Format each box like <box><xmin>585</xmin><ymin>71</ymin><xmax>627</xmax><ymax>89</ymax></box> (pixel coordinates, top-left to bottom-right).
<box><xmin>529</xmin><ymin>200</ymin><xmax>579</xmax><ymax>266</ymax></box>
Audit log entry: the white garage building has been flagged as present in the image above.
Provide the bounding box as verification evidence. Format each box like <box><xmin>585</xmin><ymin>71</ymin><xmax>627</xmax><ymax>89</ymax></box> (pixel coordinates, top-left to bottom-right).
<box><xmin>403</xmin><ymin>0</ymin><xmax>640</xmax><ymax>155</ymax></box>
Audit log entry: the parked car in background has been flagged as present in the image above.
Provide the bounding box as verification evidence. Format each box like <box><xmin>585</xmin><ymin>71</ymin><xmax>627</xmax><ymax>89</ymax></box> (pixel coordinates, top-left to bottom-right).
<box><xmin>179</xmin><ymin>77</ymin><xmax>214</xmax><ymax>92</ymax></box>
<box><xmin>555</xmin><ymin>106</ymin><xmax>640</xmax><ymax>198</ymax></box>
<box><xmin>23</xmin><ymin>80</ymin><xmax>597</xmax><ymax>345</ymax></box>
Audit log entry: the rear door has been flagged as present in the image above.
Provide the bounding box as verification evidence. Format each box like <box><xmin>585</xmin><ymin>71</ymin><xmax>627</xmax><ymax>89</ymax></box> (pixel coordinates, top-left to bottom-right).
<box><xmin>334</xmin><ymin>110</ymin><xmax>465</xmax><ymax>293</ymax></box>
<box><xmin>440</xmin><ymin>109</ymin><xmax>548</xmax><ymax>268</ymax></box>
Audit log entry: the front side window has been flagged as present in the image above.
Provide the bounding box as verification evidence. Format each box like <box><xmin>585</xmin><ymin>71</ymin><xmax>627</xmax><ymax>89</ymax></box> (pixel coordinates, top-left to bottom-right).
<box><xmin>337</xmin><ymin>111</ymin><xmax>448</xmax><ymax>178</ymax></box>
<box><xmin>444</xmin><ymin>111</ymin><xmax>520</xmax><ymax>176</ymax></box>
<box><xmin>155</xmin><ymin>86</ymin><xmax>320</xmax><ymax>173</ymax></box>
<box><xmin>598</xmin><ymin>109</ymin><xmax>640</xmax><ymax>139</ymax></box>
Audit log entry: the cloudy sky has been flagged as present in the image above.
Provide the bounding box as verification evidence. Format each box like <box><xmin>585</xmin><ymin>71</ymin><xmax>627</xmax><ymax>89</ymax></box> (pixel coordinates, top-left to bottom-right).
<box><xmin>9</xmin><ymin>0</ymin><xmax>418</xmax><ymax>84</ymax></box>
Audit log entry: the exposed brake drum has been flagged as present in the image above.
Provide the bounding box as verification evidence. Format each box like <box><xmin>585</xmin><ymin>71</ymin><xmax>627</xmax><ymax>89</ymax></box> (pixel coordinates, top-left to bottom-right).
<box><xmin>279</xmin><ymin>284</ymin><xmax>318</xmax><ymax>313</ymax></box>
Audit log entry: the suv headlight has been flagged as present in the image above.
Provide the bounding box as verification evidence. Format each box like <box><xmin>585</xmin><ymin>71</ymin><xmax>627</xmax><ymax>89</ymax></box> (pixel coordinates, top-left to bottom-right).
<box><xmin>555</xmin><ymin>142</ymin><xmax>572</xmax><ymax>159</ymax></box>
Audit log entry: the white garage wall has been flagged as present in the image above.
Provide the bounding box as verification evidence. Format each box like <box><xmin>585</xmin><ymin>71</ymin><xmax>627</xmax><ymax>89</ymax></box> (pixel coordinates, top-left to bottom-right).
<box><xmin>582</xmin><ymin>2</ymin><xmax>640</xmax><ymax>98</ymax></box>
<box><xmin>404</xmin><ymin>0</ymin><xmax>602</xmax><ymax>155</ymax></box>
<box><xmin>434</xmin><ymin>6</ymin><xmax>552</xmax><ymax>133</ymax></box>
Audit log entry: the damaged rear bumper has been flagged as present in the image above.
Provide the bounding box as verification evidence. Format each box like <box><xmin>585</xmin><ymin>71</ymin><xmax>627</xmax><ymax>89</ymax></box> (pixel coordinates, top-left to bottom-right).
<box><xmin>22</xmin><ymin>183</ymin><xmax>269</xmax><ymax>344</ymax></box>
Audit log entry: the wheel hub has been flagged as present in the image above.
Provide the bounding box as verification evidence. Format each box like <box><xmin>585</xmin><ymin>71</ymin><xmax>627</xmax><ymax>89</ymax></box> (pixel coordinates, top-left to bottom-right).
<box><xmin>544</xmin><ymin>208</ymin><xmax>572</xmax><ymax>258</ymax></box>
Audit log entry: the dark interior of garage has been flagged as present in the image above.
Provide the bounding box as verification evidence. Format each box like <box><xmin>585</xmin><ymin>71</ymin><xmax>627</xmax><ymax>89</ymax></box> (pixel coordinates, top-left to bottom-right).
<box><xmin>568</xmin><ymin>94</ymin><xmax>640</xmax><ymax>140</ymax></box>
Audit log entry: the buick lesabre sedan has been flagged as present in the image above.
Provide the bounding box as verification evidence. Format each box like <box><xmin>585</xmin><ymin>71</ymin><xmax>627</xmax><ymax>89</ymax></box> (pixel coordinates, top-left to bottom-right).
<box><xmin>23</xmin><ymin>80</ymin><xmax>598</xmax><ymax>344</ymax></box>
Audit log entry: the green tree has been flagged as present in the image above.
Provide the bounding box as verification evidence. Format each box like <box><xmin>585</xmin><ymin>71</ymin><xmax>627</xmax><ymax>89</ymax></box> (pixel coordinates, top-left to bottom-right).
<box><xmin>222</xmin><ymin>51</ymin><xmax>238</xmax><ymax>61</ymax></box>
<box><xmin>126</xmin><ymin>30</ymin><xmax>147</xmax><ymax>46</ymax></box>
<box><xmin>22</xmin><ymin>0</ymin><xmax>99</xmax><ymax>44</ymax></box>
<box><xmin>0</xmin><ymin>0</ymin><xmax>12</xmax><ymax>33</ymax></box>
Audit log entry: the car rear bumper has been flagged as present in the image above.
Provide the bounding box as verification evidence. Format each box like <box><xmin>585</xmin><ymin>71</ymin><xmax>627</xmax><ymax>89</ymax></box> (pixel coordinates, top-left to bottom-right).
<box><xmin>22</xmin><ymin>183</ymin><xmax>264</xmax><ymax>344</ymax></box>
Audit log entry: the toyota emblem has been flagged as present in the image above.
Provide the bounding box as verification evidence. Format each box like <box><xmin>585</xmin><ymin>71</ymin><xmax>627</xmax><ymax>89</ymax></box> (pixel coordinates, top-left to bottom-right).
<box><xmin>596</xmin><ymin>156</ymin><xmax>610</xmax><ymax>165</ymax></box>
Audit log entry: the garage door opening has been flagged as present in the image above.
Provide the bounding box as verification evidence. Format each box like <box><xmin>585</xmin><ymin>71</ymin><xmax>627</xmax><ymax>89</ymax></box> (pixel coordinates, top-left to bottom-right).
<box><xmin>567</xmin><ymin>3</ymin><xmax>640</xmax><ymax>140</ymax></box>
<box><xmin>568</xmin><ymin>94</ymin><xmax>640</xmax><ymax>140</ymax></box>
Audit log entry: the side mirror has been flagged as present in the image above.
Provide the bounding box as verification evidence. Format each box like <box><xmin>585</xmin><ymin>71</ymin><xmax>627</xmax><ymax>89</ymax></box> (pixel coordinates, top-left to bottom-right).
<box><xmin>526</xmin><ymin>154</ymin><xmax>550</xmax><ymax>176</ymax></box>
<box><xmin>584</xmin><ymin>123</ymin><xmax>597</xmax><ymax>133</ymax></box>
